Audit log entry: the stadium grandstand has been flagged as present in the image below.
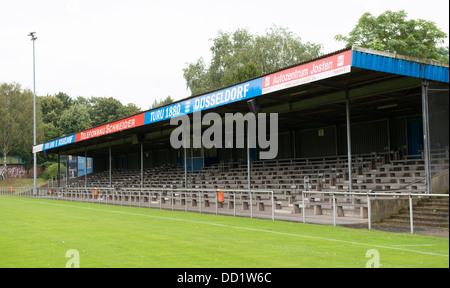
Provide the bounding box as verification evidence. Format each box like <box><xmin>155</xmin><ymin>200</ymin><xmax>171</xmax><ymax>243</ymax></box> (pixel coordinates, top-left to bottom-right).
<box><xmin>29</xmin><ymin>46</ymin><xmax>449</xmax><ymax>228</ymax></box>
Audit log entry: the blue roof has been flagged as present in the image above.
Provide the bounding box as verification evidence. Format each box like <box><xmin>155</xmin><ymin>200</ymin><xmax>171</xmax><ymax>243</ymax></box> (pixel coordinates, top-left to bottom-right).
<box><xmin>351</xmin><ymin>47</ymin><xmax>449</xmax><ymax>83</ymax></box>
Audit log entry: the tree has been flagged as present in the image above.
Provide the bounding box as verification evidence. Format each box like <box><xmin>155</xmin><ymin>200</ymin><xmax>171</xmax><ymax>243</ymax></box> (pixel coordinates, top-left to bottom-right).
<box><xmin>89</xmin><ymin>97</ymin><xmax>124</xmax><ymax>126</ymax></box>
<box><xmin>40</xmin><ymin>162</ymin><xmax>65</xmax><ymax>180</ymax></box>
<box><xmin>58</xmin><ymin>105</ymin><xmax>92</xmax><ymax>136</ymax></box>
<box><xmin>87</xmin><ymin>97</ymin><xmax>142</xmax><ymax>127</ymax></box>
<box><xmin>335</xmin><ymin>10</ymin><xmax>449</xmax><ymax>63</ymax></box>
<box><xmin>55</xmin><ymin>92</ymin><xmax>72</xmax><ymax>110</ymax></box>
<box><xmin>0</xmin><ymin>82</ymin><xmax>43</xmax><ymax>180</ymax></box>
<box><xmin>151</xmin><ymin>96</ymin><xmax>174</xmax><ymax>109</ymax></box>
<box><xmin>40</xmin><ymin>95</ymin><xmax>64</xmax><ymax>126</ymax></box>
<box><xmin>183</xmin><ymin>25</ymin><xmax>323</xmax><ymax>95</ymax></box>
<box><xmin>123</xmin><ymin>103</ymin><xmax>142</xmax><ymax>116</ymax></box>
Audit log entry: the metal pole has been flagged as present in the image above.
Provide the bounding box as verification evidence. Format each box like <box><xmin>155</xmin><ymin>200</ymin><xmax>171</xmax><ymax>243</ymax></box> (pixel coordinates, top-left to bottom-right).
<box><xmin>57</xmin><ymin>154</ymin><xmax>61</xmax><ymax>188</ymax></box>
<box><xmin>65</xmin><ymin>155</ymin><xmax>68</xmax><ymax>187</ymax></box>
<box><xmin>421</xmin><ymin>80</ymin><xmax>431</xmax><ymax>194</ymax></box>
<box><xmin>247</xmin><ymin>137</ymin><xmax>251</xmax><ymax>190</ymax></box>
<box><xmin>250</xmin><ymin>190</ymin><xmax>253</xmax><ymax>218</ymax></box>
<box><xmin>29</xmin><ymin>32</ymin><xmax>37</xmax><ymax>196</ymax></box>
<box><xmin>302</xmin><ymin>191</ymin><xmax>306</xmax><ymax>224</ymax></box>
<box><xmin>109</xmin><ymin>143</ymin><xmax>112</xmax><ymax>188</ymax></box>
<box><xmin>140</xmin><ymin>141</ymin><xmax>144</xmax><ymax>188</ymax></box>
<box><xmin>233</xmin><ymin>191</ymin><xmax>236</xmax><ymax>217</ymax></box>
<box><xmin>200</xmin><ymin>190</ymin><xmax>202</xmax><ymax>214</ymax></box>
<box><xmin>184</xmin><ymin>147</ymin><xmax>187</xmax><ymax>189</ymax></box>
<box><xmin>271</xmin><ymin>191</ymin><xmax>274</xmax><ymax>221</ymax></box>
<box><xmin>346</xmin><ymin>91</ymin><xmax>353</xmax><ymax>193</ymax></box>
<box><xmin>84</xmin><ymin>147</ymin><xmax>87</xmax><ymax>187</ymax></box>
<box><xmin>367</xmin><ymin>193</ymin><xmax>371</xmax><ymax>230</ymax></box>
<box><xmin>215</xmin><ymin>192</ymin><xmax>218</xmax><ymax>215</ymax></box>
<box><xmin>409</xmin><ymin>195</ymin><xmax>414</xmax><ymax>234</ymax></box>
<box><xmin>332</xmin><ymin>193</ymin><xmax>336</xmax><ymax>226</ymax></box>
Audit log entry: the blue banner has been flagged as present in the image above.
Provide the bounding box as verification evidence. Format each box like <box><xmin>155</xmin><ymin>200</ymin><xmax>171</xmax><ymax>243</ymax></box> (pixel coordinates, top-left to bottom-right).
<box><xmin>144</xmin><ymin>77</ymin><xmax>263</xmax><ymax>125</ymax></box>
<box><xmin>43</xmin><ymin>134</ymin><xmax>76</xmax><ymax>151</ymax></box>
<box><xmin>39</xmin><ymin>77</ymin><xmax>263</xmax><ymax>152</ymax></box>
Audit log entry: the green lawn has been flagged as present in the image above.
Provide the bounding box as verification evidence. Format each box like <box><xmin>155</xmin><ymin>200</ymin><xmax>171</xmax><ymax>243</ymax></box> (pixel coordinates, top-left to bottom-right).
<box><xmin>0</xmin><ymin>178</ymin><xmax>47</xmax><ymax>188</ymax></box>
<box><xmin>0</xmin><ymin>195</ymin><xmax>448</xmax><ymax>268</ymax></box>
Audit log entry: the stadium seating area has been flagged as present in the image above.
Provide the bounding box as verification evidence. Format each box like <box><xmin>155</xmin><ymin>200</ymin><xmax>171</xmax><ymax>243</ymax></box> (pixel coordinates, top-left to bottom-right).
<box><xmin>62</xmin><ymin>151</ymin><xmax>448</xmax><ymax>221</ymax></box>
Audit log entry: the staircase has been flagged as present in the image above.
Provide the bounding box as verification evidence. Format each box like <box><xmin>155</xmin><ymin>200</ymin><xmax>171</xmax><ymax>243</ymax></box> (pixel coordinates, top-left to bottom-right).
<box><xmin>381</xmin><ymin>196</ymin><xmax>449</xmax><ymax>228</ymax></box>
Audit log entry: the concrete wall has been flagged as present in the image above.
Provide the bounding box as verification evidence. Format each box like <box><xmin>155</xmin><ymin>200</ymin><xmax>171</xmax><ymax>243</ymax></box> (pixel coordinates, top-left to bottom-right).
<box><xmin>431</xmin><ymin>171</ymin><xmax>449</xmax><ymax>194</ymax></box>
<box><xmin>370</xmin><ymin>198</ymin><xmax>419</xmax><ymax>223</ymax></box>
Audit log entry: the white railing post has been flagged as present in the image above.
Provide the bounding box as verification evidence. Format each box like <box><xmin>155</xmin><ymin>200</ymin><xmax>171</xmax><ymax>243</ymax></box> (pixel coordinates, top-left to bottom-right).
<box><xmin>271</xmin><ymin>191</ymin><xmax>274</xmax><ymax>221</ymax></box>
<box><xmin>302</xmin><ymin>191</ymin><xmax>306</xmax><ymax>224</ymax></box>
<box><xmin>332</xmin><ymin>193</ymin><xmax>336</xmax><ymax>226</ymax></box>
<box><xmin>367</xmin><ymin>193</ymin><xmax>371</xmax><ymax>230</ymax></box>
<box><xmin>409</xmin><ymin>194</ymin><xmax>414</xmax><ymax>234</ymax></box>
<box><xmin>233</xmin><ymin>191</ymin><xmax>236</xmax><ymax>217</ymax></box>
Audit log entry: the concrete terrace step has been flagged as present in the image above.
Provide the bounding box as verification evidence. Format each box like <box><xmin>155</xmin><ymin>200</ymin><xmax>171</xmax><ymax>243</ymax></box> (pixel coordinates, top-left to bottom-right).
<box><xmin>382</xmin><ymin>218</ymin><xmax>449</xmax><ymax>228</ymax></box>
<box><xmin>381</xmin><ymin>196</ymin><xmax>449</xmax><ymax>228</ymax></box>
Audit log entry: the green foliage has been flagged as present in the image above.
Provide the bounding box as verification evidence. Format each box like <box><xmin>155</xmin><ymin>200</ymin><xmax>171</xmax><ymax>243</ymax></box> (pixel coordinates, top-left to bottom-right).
<box><xmin>0</xmin><ymin>83</ymin><xmax>43</xmax><ymax>180</ymax></box>
<box><xmin>335</xmin><ymin>10</ymin><xmax>449</xmax><ymax>63</ymax></box>
<box><xmin>40</xmin><ymin>95</ymin><xmax>64</xmax><ymax>126</ymax></box>
<box><xmin>58</xmin><ymin>105</ymin><xmax>92</xmax><ymax>136</ymax></box>
<box><xmin>0</xmin><ymin>80</ymin><xmax>145</xmax><ymax>172</ymax></box>
<box><xmin>183</xmin><ymin>25</ymin><xmax>323</xmax><ymax>96</ymax></box>
<box><xmin>40</xmin><ymin>162</ymin><xmax>65</xmax><ymax>180</ymax></box>
<box><xmin>151</xmin><ymin>95</ymin><xmax>175</xmax><ymax>109</ymax></box>
<box><xmin>223</xmin><ymin>62</ymin><xmax>262</xmax><ymax>87</ymax></box>
<box><xmin>55</xmin><ymin>92</ymin><xmax>73</xmax><ymax>110</ymax></box>
<box><xmin>89</xmin><ymin>97</ymin><xmax>130</xmax><ymax>126</ymax></box>
<box><xmin>39</xmin><ymin>94</ymin><xmax>143</xmax><ymax>139</ymax></box>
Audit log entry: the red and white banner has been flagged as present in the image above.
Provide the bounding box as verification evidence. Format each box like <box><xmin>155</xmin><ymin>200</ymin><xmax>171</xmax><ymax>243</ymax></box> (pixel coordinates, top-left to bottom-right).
<box><xmin>262</xmin><ymin>50</ymin><xmax>352</xmax><ymax>94</ymax></box>
<box><xmin>75</xmin><ymin>113</ymin><xmax>146</xmax><ymax>142</ymax></box>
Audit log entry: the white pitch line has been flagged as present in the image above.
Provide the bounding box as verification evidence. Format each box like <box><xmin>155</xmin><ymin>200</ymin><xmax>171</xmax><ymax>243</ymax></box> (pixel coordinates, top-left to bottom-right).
<box><xmin>3</xmin><ymin>196</ymin><xmax>449</xmax><ymax>258</ymax></box>
<box><xmin>390</xmin><ymin>244</ymin><xmax>437</xmax><ymax>247</ymax></box>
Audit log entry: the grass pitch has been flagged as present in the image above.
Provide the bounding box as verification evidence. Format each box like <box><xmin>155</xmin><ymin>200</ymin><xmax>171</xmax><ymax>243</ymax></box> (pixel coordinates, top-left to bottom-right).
<box><xmin>0</xmin><ymin>195</ymin><xmax>448</xmax><ymax>268</ymax></box>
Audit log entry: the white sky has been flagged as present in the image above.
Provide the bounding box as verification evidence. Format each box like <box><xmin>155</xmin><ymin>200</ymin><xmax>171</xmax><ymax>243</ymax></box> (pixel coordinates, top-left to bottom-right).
<box><xmin>1</xmin><ymin>0</ymin><xmax>448</xmax><ymax>111</ymax></box>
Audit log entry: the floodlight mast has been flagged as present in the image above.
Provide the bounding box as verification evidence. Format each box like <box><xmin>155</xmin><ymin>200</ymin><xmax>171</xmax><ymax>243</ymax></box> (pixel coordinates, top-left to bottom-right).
<box><xmin>28</xmin><ymin>32</ymin><xmax>37</xmax><ymax>196</ymax></box>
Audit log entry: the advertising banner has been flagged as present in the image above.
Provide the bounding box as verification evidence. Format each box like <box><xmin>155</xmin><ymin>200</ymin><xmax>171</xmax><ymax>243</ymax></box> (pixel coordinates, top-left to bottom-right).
<box><xmin>75</xmin><ymin>113</ymin><xmax>146</xmax><ymax>142</ymax></box>
<box><xmin>36</xmin><ymin>51</ymin><xmax>352</xmax><ymax>153</ymax></box>
<box><xmin>143</xmin><ymin>78</ymin><xmax>263</xmax><ymax>125</ymax></box>
<box><xmin>262</xmin><ymin>50</ymin><xmax>352</xmax><ymax>94</ymax></box>
<box><xmin>42</xmin><ymin>134</ymin><xmax>76</xmax><ymax>151</ymax></box>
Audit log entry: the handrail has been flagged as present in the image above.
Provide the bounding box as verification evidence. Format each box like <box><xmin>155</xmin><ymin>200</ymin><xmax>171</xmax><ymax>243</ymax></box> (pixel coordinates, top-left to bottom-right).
<box><xmin>301</xmin><ymin>190</ymin><xmax>448</xmax><ymax>233</ymax></box>
<box><xmin>0</xmin><ymin>186</ymin><xmax>275</xmax><ymax>221</ymax></box>
<box><xmin>2</xmin><ymin>186</ymin><xmax>447</xmax><ymax>234</ymax></box>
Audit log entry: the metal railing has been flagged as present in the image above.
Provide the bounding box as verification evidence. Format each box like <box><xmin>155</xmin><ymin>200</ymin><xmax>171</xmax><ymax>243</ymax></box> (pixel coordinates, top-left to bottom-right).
<box><xmin>1</xmin><ymin>186</ymin><xmax>275</xmax><ymax>221</ymax></box>
<box><xmin>2</xmin><ymin>186</ymin><xmax>448</xmax><ymax>234</ymax></box>
<box><xmin>301</xmin><ymin>190</ymin><xmax>449</xmax><ymax>234</ymax></box>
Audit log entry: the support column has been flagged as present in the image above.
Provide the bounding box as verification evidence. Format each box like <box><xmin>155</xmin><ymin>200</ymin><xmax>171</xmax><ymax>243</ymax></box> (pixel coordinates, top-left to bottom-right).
<box><xmin>109</xmin><ymin>142</ymin><xmax>112</xmax><ymax>188</ymax></box>
<box><xmin>84</xmin><ymin>147</ymin><xmax>87</xmax><ymax>187</ymax></box>
<box><xmin>421</xmin><ymin>80</ymin><xmax>431</xmax><ymax>194</ymax></box>
<box><xmin>57</xmin><ymin>153</ymin><xmax>61</xmax><ymax>187</ymax></box>
<box><xmin>66</xmin><ymin>154</ymin><xmax>69</xmax><ymax>187</ymax></box>
<box><xmin>140</xmin><ymin>141</ymin><xmax>144</xmax><ymax>188</ymax></box>
<box><xmin>184</xmin><ymin>147</ymin><xmax>187</xmax><ymax>188</ymax></box>
<box><xmin>247</xmin><ymin>134</ymin><xmax>251</xmax><ymax>190</ymax></box>
<box><xmin>346</xmin><ymin>91</ymin><xmax>353</xmax><ymax>193</ymax></box>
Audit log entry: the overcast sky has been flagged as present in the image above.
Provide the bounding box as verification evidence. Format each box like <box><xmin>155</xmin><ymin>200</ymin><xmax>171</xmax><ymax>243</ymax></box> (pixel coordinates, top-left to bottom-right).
<box><xmin>1</xmin><ymin>0</ymin><xmax>448</xmax><ymax>111</ymax></box>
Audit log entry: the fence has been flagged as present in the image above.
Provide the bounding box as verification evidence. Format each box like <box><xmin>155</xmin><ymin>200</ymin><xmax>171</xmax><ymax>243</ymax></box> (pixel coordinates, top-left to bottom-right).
<box><xmin>301</xmin><ymin>190</ymin><xmax>449</xmax><ymax>234</ymax></box>
<box><xmin>1</xmin><ymin>186</ymin><xmax>275</xmax><ymax>221</ymax></box>
<box><xmin>1</xmin><ymin>186</ymin><xmax>448</xmax><ymax>234</ymax></box>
